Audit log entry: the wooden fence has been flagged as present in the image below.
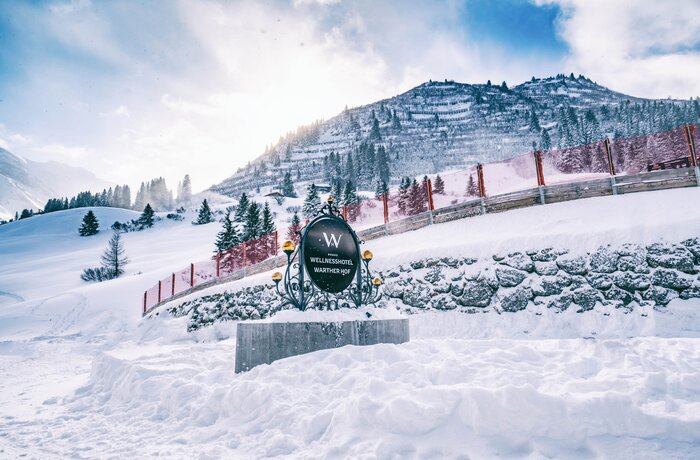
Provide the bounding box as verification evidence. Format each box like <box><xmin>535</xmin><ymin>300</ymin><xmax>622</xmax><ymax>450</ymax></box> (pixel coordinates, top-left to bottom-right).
<box><xmin>142</xmin><ymin>165</ymin><xmax>700</xmax><ymax>316</ymax></box>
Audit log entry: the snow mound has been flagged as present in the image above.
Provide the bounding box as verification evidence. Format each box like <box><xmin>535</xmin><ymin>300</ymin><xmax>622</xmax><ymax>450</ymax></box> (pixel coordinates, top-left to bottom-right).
<box><xmin>12</xmin><ymin>337</ymin><xmax>699</xmax><ymax>458</ymax></box>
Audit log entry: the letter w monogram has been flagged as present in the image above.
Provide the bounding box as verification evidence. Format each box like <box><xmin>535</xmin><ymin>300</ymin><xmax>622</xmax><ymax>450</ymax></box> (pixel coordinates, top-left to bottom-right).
<box><xmin>322</xmin><ymin>232</ymin><xmax>342</xmax><ymax>248</ymax></box>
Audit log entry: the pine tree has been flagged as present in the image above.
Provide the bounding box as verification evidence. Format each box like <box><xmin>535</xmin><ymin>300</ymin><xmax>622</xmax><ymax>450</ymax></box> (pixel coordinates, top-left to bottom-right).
<box><xmin>261</xmin><ymin>202</ymin><xmax>276</xmax><ymax>236</ymax></box>
<box><xmin>467</xmin><ymin>174</ymin><xmax>478</xmax><ymax>196</ymax></box>
<box><xmin>345</xmin><ymin>153</ymin><xmax>357</xmax><ymax>186</ymax></box>
<box><xmin>287</xmin><ymin>212</ymin><xmax>301</xmax><ymax>244</ymax></box>
<box><xmin>342</xmin><ymin>181</ymin><xmax>359</xmax><ymax>222</ymax></box>
<box><xmin>137</xmin><ymin>203</ymin><xmax>154</xmax><ymax>228</ymax></box>
<box><xmin>398</xmin><ymin>177</ymin><xmax>411</xmax><ymax>214</ymax></box>
<box><xmin>78</xmin><ymin>210</ymin><xmax>100</xmax><ymax>236</ymax></box>
<box><xmin>391</xmin><ymin>110</ymin><xmax>401</xmax><ymax>130</ymax></box>
<box><xmin>122</xmin><ymin>185</ymin><xmax>131</xmax><ymax>209</ymax></box>
<box><xmin>332</xmin><ymin>178</ymin><xmax>343</xmax><ymax>201</ymax></box>
<box><xmin>214</xmin><ymin>211</ymin><xmax>240</xmax><ymax>252</ymax></box>
<box><xmin>195</xmin><ymin>199</ymin><xmax>214</xmax><ymax>225</ymax></box>
<box><xmin>408</xmin><ymin>179</ymin><xmax>427</xmax><ymax>214</ymax></box>
<box><xmin>433</xmin><ymin>175</ymin><xmax>445</xmax><ymax>194</ymax></box>
<box><xmin>281</xmin><ymin>171</ymin><xmax>297</xmax><ymax>197</ymax></box>
<box><xmin>180</xmin><ymin>174</ymin><xmax>192</xmax><ymax>204</ymax></box>
<box><xmin>234</xmin><ymin>193</ymin><xmax>250</xmax><ymax>223</ymax></box>
<box><xmin>243</xmin><ymin>201</ymin><xmax>261</xmax><ymax>241</ymax></box>
<box><xmin>529</xmin><ymin>110</ymin><xmax>541</xmax><ymax>132</ymax></box>
<box><xmin>376</xmin><ymin>145</ymin><xmax>390</xmax><ymax>185</ymax></box>
<box><xmin>302</xmin><ymin>183</ymin><xmax>321</xmax><ymax>219</ymax></box>
<box><xmin>540</xmin><ymin>128</ymin><xmax>552</xmax><ymax>151</ymax></box>
<box><xmin>134</xmin><ymin>182</ymin><xmax>147</xmax><ymax>210</ymax></box>
<box><xmin>100</xmin><ymin>231</ymin><xmax>128</xmax><ymax>278</ymax></box>
<box><xmin>375</xmin><ymin>180</ymin><xmax>389</xmax><ymax>199</ymax></box>
<box><xmin>369</xmin><ymin>117</ymin><xmax>381</xmax><ymax>141</ymax></box>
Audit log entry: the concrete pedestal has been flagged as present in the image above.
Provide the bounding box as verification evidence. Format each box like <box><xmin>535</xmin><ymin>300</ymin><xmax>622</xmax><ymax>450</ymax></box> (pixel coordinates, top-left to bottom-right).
<box><xmin>235</xmin><ymin>318</ymin><xmax>410</xmax><ymax>373</ymax></box>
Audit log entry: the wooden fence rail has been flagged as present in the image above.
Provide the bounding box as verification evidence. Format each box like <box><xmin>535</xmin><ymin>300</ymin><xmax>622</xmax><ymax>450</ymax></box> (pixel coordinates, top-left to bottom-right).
<box><xmin>142</xmin><ymin>165</ymin><xmax>700</xmax><ymax>316</ymax></box>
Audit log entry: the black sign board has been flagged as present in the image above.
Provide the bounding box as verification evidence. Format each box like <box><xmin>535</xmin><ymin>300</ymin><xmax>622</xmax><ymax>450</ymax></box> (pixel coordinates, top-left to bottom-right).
<box><xmin>302</xmin><ymin>216</ymin><xmax>359</xmax><ymax>293</ymax></box>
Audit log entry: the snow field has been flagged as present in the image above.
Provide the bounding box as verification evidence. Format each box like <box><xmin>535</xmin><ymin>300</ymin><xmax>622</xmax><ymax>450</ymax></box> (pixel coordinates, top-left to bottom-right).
<box><xmin>2</xmin><ymin>187</ymin><xmax>700</xmax><ymax>458</ymax></box>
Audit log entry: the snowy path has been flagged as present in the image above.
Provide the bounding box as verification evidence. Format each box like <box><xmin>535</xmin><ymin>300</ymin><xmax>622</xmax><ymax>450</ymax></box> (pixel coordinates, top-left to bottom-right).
<box><xmin>2</xmin><ymin>337</ymin><xmax>700</xmax><ymax>459</ymax></box>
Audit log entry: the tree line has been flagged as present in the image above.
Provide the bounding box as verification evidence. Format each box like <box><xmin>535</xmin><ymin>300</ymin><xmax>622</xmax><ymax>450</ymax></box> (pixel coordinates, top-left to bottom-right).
<box><xmin>3</xmin><ymin>174</ymin><xmax>193</xmax><ymax>225</ymax></box>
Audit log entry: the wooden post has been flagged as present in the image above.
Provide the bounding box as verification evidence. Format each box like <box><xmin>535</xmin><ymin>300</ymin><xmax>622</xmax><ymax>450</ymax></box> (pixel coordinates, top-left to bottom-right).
<box><xmin>534</xmin><ymin>151</ymin><xmax>546</xmax><ymax>205</ymax></box>
<box><xmin>685</xmin><ymin>125</ymin><xmax>700</xmax><ymax>187</ymax></box>
<box><xmin>216</xmin><ymin>252</ymin><xmax>221</xmax><ymax>277</ymax></box>
<box><xmin>342</xmin><ymin>205</ymin><xmax>348</xmax><ymax>220</ymax></box>
<box><xmin>143</xmin><ymin>291</ymin><xmax>147</xmax><ymax>314</ymax></box>
<box><xmin>275</xmin><ymin>231</ymin><xmax>279</xmax><ymax>256</ymax></box>
<box><xmin>171</xmin><ymin>273</ymin><xmax>175</xmax><ymax>297</ymax></box>
<box><xmin>426</xmin><ymin>178</ymin><xmax>434</xmax><ymax>225</ymax></box>
<box><xmin>242</xmin><ymin>242</ymin><xmax>247</xmax><ymax>267</ymax></box>
<box><xmin>382</xmin><ymin>192</ymin><xmax>389</xmax><ymax>224</ymax></box>
<box><xmin>604</xmin><ymin>138</ymin><xmax>618</xmax><ymax>195</ymax></box>
<box><xmin>427</xmin><ymin>178</ymin><xmax>435</xmax><ymax>211</ymax></box>
<box><xmin>534</xmin><ymin>150</ymin><xmax>546</xmax><ymax>186</ymax></box>
<box><xmin>476</xmin><ymin>163</ymin><xmax>486</xmax><ymax>197</ymax></box>
<box><xmin>158</xmin><ymin>280</ymin><xmax>162</xmax><ymax>303</ymax></box>
<box><xmin>190</xmin><ymin>263</ymin><xmax>194</xmax><ymax>287</ymax></box>
<box><xmin>604</xmin><ymin>138</ymin><xmax>616</xmax><ymax>176</ymax></box>
<box><xmin>686</xmin><ymin>125</ymin><xmax>697</xmax><ymax>167</ymax></box>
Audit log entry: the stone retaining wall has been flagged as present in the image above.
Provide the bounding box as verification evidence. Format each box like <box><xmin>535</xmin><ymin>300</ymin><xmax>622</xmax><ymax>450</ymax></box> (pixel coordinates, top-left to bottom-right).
<box><xmin>164</xmin><ymin>238</ymin><xmax>700</xmax><ymax>331</ymax></box>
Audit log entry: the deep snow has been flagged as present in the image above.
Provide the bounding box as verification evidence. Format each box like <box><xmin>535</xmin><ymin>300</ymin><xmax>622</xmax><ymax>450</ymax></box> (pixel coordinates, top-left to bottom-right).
<box><xmin>2</xmin><ymin>187</ymin><xmax>700</xmax><ymax>458</ymax></box>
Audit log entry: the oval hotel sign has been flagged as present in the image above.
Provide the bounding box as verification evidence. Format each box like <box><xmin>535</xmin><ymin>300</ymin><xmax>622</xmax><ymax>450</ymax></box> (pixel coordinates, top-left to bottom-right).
<box><xmin>303</xmin><ymin>217</ymin><xmax>359</xmax><ymax>293</ymax></box>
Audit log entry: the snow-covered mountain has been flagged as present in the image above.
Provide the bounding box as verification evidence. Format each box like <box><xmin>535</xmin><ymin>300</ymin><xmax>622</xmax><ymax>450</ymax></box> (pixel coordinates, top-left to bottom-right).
<box><xmin>0</xmin><ymin>148</ymin><xmax>111</xmax><ymax>220</ymax></box>
<box><xmin>210</xmin><ymin>74</ymin><xmax>700</xmax><ymax>197</ymax></box>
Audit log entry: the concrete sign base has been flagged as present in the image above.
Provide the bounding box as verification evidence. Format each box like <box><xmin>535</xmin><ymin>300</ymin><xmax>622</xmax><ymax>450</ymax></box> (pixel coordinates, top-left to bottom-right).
<box><xmin>235</xmin><ymin>318</ymin><xmax>410</xmax><ymax>373</ymax></box>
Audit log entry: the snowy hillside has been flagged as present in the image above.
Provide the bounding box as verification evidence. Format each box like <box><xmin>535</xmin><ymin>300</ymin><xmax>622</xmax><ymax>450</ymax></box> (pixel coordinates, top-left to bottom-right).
<box><xmin>2</xmin><ymin>187</ymin><xmax>700</xmax><ymax>458</ymax></box>
<box><xmin>0</xmin><ymin>147</ymin><xmax>112</xmax><ymax>220</ymax></box>
<box><xmin>210</xmin><ymin>74</ymin><xmax>700</xmax><ymax>197</ymax></box>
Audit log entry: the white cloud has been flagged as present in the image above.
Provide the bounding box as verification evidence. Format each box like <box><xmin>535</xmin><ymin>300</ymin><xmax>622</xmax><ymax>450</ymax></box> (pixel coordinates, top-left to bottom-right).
<box><xmin>35</xmin><ymin>143</ymin><xmax>92</xmax><ymax>161</ymax></box>
<box><xmin>49</xmin><ymin>0</ymin><xmax>91</xmax><ymax>15</ymax></box>
<box><xmin>535</xmin><ymin>0</ymin><xmax>700</xmax><ymax>98</ymax></box>
<box><xmin>0</xmin><ymin>136</ymin><xmax>9</xmax><ymax>150</ymax></box>
<box><xmin>293</xmin><ymin>0</ymin><xmax>341</xmax><ymax>6</ymax></box>
<box><xmin>9</xmin><ymin>133</ymin><xmax>33</xmax><ymax>145</ymax></box>
<box><xmin>100</xmin><ymin>105</ymin><xmax>129</xmax><ymax>117</ymax></box>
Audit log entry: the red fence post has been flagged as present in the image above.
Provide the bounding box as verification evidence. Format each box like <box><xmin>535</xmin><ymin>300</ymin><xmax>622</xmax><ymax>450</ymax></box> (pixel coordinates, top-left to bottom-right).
<box><xmin>342</xmin><ymin>205</ymin><xmax>348</xmax><ymax>220</ymax></box>
<box><xmin>242</xmin><ymin>242</ymin><xmax>247</xmax><ymax>267</ymax></box>
<box><xmin>216</xmin><ymin>252</ymin><xmax>221</xmax><ymax>278</ymax></box>
<box><xmin>143</xmin><ymin>291</ymin><xmax>147</xmax><ymax>314</ymax></box>
<box><xmin>686</xmin><ymin>125</ymin><xmax>698</xmax><ymax>168</ymax></box>
<box><xmin>274</xmin><ymin>231</ymin><xmax>279</xmax><ymax>256</ymax></box>
<box><xmin>427</xmin><ymin>178</ymin><xmax>435</xmax><ymax>211</ymax></box>
<box><xmin>382</xmin><ymin>192</ymin><xmax>389</xmax><ymax>224</ymax></box>
<box><xmin>534</xmin><ymin>151</ymin><xmax>546</xmax><ymax>186</ymax></box>
<box><xmin>476</xmin><ymin>163</ymin><xmax>486</xmax><ymax>197</ymax></box>
<box><xmin>604</xmin><ymin>138</ymin><xmax>616</xmax><ymax>175</ymax></box>
<box><xmin>190</xmin><ymin>263</ymin><xmax>194</xmax><ymax>287</ymax></box>
<box><xmin>171</xmin><ymin>273</ymin><xmax>175</xmax><ymax>296</ymax></box>
<box><xmin>158</xmin><ymin>280</ymin><xmax>162</xmax><ymax>303</ymax></box>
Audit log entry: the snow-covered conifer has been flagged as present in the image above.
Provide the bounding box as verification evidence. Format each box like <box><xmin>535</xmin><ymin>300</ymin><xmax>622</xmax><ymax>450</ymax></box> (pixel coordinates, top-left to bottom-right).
<box><xmin>78</xmin><ymin>210</ymin><xmax>99</xmax><ymax>236</ymax></box>
<box><xmin>194</xmin><ymin>199</ymin><xmax>214</xmax><ymax>225</ymax></box>
<box><xmin>302</xmin><ymin>184</ymin><xmax>321</xmax><ymax>219</ymax></box>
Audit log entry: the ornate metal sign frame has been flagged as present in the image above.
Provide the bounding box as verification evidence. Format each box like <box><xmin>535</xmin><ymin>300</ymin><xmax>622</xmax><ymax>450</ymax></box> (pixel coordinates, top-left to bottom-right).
<box><xmin>272</xmin><ymin>197</ymin><xmax>382</xmax><ymax>311</ymax></box>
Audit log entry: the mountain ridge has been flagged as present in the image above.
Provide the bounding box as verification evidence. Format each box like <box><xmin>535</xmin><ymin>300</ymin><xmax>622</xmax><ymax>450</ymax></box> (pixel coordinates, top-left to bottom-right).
<box><xmin>0</xmin><ymin>148</ymin><xmax>112</xmax><ymax>220</ymax></box>
<box><xmin>210</xmin><ymin>74</ymin><xmax>699</xmax><ymax>198</ymax></box>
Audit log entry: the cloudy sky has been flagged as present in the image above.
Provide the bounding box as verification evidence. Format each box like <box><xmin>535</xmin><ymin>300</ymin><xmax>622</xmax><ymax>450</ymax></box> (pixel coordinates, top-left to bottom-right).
<box><xmin>1</xmin><ymin>0</ymin><xmax>699</xmax><ymax>192</ymax></box>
